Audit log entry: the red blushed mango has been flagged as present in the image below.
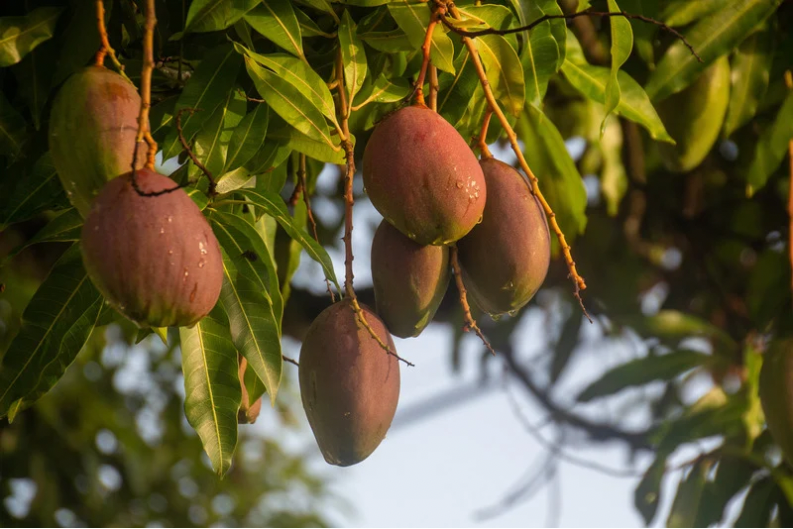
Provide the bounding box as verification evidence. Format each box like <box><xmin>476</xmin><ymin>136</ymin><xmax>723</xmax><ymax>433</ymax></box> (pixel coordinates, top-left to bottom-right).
<box><xmin>371</xmin><ymin>220</ymin><xmax>450</xmax><ymax>338</ymax></box>
<box><xmin>49</xmin><ymin>66</ymin><xmax>147</xmax><ymax>217</ymax></box>
<box><xmin>81</xmin><ymin>169</ymin><xmax>223</xmax><ymax>328</ymax></box>
<box><xmin>457</xmin><ymin>158</ymin><xmax>550</xmax><ymax>315</ymax></box>
<box><xmin>362</xmin><ymin>105</ymin><xmax>486</xmax><ymax>246</ymax></box>
<box><xmin>299</xmin><ymin>301</ymin><xmax>400</xmax><ymax>467</ymax></box>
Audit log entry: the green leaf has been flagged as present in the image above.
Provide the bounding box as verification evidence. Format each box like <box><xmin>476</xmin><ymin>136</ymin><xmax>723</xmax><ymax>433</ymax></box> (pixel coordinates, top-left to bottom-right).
<box><xmin>0</xmin><ymin>245</ymin><xmax>103</xmax><ymax>419</ymax></box>
<box><xmin>2</xmin><ymin>208</ymin><xmax>82</xmax><ymax>265</ymax></box>
<box><xmin>0</xmin><ymin>153</ymin><xmax>67</xmax><ymax>229</ymax></box>
<box><xmin>619</xmin><ymin>0</ymin><xmax>657</xmax><ymax>67</ymax></box>
<box><xmin>696</xmin><ymin>456</ymin><xmax>758</xmax><ymax>527</ymax></box>
<box><xmin>191</xmin><ymin>91</ymin><xmax>247</xmax><ymax>180</ymax></box>
<box><xmin>180</xmin><ymin>305</ymin><xmax>241</xmax><ymax>477</ymax></box>
<box><xmin>645</xmin><ymin>0</ymin><xmax>782</xmax><ymax>102</ymax></box>
<box><xmin>295</xmin><ymin>8</ymin><xmax>335</xmax><ymax>38</ymax></box>
<box><xmin>388</xmin><ymin>2</ymin><xmax>455</xmax><ymax>73</ymax></box>
<box><xmin>734</xmin><ymin>477</ymin><xmax>777</xmax><ymax>527</ymax></box>
<box><xmin>723</xmin><ymin>27</ymin><xmax>774</xmax><ymax>137</ymax></box>
<box><xmin>514</xmin><ymin>0</ymin><xmax>566</xmax><ymax>69</ymax></box>
<box><xmin>0</xmin><ymin>90</ymin><xmax>29</xmax><ymax>158</ymax></box>
<box><xmin>183</xmin><ymin>0</ymin><xmax>258</xmax><ymax>34</ymax></box>
<box><xmin>561</xmin><ymin>59</ymin><xmax>674</xmax><ymax>143</ymax></box>
<box><xmin>234</xmin><ymin>188</ymin><xmax>341</xmax><ymax>292</ymax></box>
<box><xmin>635</xmin><ymin>452</ymin><xmax>668</xmax><ymax>525</ymax></box>
<box><xmin>352</xmin><ymin>73</ymin><xmax>411</xmax><ymax>109</ymax></box>
<box><xmin>297</xmin><ymin>0</ymin><xmax>338</xmax><ymax>21</ymax></box>
<box><xmin>215</xmin><ymin>242</ymin><xmax>282</xmax><ymax>404</ymax></box>
<box><xmin>667</xmin><ymin>459</ymin><xmax>714</xmax><ymax>528</ymax></box>
<box><xmin>224</xmin><ymin>104</ymin><xmax>270</xmax><ymax>175</ymax></box>
<box><xmin>339</xmin><ymin>10</ymin><xmax>367</xmax><ymax>109</ymax></box>
<box><xmin>577</xmin><ymin>350</ymin><xmax>711</xmax><ymax>402</ymax></box>
<box><xmin>0</xmin><ymin>7</ymin><xmax>64</xmax><ymax>67</ymax></box>
<box><xmin>603</xmin><ymin>0</ymin><xmax>634</xmax><ymax>133</ymax></box>
<box><xmin>550</xmin><ymin>309</ymin><xmax>582</xmax><ymax>383</ymax></box>
<box><xmin>162</xmin><ymin>45</ymin><xmax>242</xmax><ymax>160</ymax></box>
<box><xmin>245</xmin><ymin>1</ymin><xmax>305</xmax><ymax>60</ymax></box>
<box><xmin>12</xmin><ymin>39</ymin><xmax>57</xmax><ymax>130</ymax></box>
<box><xmin>438</xmin><ymin>49</ymin><xmax>480</xmax><ymax>128</ymax></box>
<box><xmin>456</xmin><ymin>5</ymin><xmax>514</xmax><ymax>32</ymax></box>
<box><xmin>746</xmin><ymin>89</ymin><xmax>793</xmax><ymax>193</ymax></box>
<box><xmin>521</xmin><ymin>17</ymin><xmax>559</xmax><ymax>107</ymax></box>
<box><xmin>244</xmin><ymin>57</ymin><xmax>336</xmax><ymax>149</ymax></box>
<box><xmin>477</xmin><ymin>34</ymin><xmax>525</xmax><ymax>117</ymax></box>
<box><xmin>619</xmin><ymin>310</ymin><xmax>738</xmax><ymax>352</ymax></box>
<box><xmin>516</xmin><ymin>105</ymin><xmax>588</xmax><ymax>239</ymax></box>
<box><xmin>661</xmin><ymin>0</ymin><xmax>726</xmax><ymax>27</ymax></box>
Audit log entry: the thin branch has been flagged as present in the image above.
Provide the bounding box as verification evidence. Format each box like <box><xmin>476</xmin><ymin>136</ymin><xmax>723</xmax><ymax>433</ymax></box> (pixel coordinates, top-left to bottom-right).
<box><xmin>298</xmin><ymin>153</ymin><xmax>336</xmax><ymax>302</ymax></box>
<box><xmin>786</xmin><ymin>70</ymin><xmax>793</xmax><ymax>298</ymax></box>
<box><xmin>283</xmin><ymin>355</ymin><xmax>299</xmax><ymax>367</ymax></box>
<box><xmin>449</xmin><ymin>5</ymin><xmax>591</xmax><ymax>320</ymax></box>
<box><xmin>413</xmin><ymin>7</ymin><xmax>444</xmax><ymax>106</ymax></box>
<box><xmin>429</xmin><ymin>64</ymin><xmax>439</xmax><ymax>111</ymax></box>
<box><xmin>94</xmin><ymin>0</ymin><xmax>130</xmax><ymax>80</ymax></box>
<box><xmin>450</xmin><ymin>245</ymin><xmax>496</xmax><ymax>356</ymax></box>
<box><xmin>442</xmin><ymin>9</ymin><xmax>702</xmax><ymax>63</ymax></box>
<box><xmin>176</xmin><ymin>108</ymin><xmax>217</xmax><ymax>197</ymax></box>
<box><xmin>476</xmin><ymin>109</ymin><xmax>493</xmax><ymax>159</ymax></box>
<box><xmin>135</xmin><ymin>0</ymin><xmax>158</xmax><ymax>169</ymax></box>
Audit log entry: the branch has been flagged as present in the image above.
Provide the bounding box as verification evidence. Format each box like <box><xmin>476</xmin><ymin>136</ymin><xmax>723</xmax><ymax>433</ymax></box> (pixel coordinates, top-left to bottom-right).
<box><xmin>94</xmin><ymin>0</ymin><xmax>130</xmax><ymax>80</ymax></box>
<box><xmin>298</xmin><ymin>153</ymin><xmax>336</xmax><ymax>302</ymax></box>
<box><xmin>429</xmin><ymin>65</ymin><xmax>439</xmax><ymax>112</ymax></box>
<box><xmin>135</xmin><ymin>0</ymin><xmax>158</xmax><ymax>169</ymax></box>
<box><xmin>450</xmin><ymin>246</ymin><xmax>495</xmax><ymax>356</ymax></box>
<box><xmin>442</xmin><ymin>9</ymin><xmax>702</xmax><ymax>63</ymax></box>
<box><xmin>413</xmin><ymin>6</ymin><xmax>446</xmax><ymax>106</ymax></box>
<box><xmin>475</xmin><ymin>109</ymin><xmax>493</xmax><ymax>159</ymax></box>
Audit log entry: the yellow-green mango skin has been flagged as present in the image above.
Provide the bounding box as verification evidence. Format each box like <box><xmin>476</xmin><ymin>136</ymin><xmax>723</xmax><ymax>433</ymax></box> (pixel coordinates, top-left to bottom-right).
<box><xmin>457</xmin><ymin>158</ymin><xmax>550</xmax><ymax>316</ymax></box>
<box><xmin>371</xmin><ymin>220</ymin><xmax>450</xmax><ymax>338</ymax></box>
<box><xmin>759</xmin><ymin>339</ymin><xmax>793</xmax><ymax>464</ymax></box>
<box><xmin>299</xmin><ymin>301</ymin><xmax>400</xmax><ymax>467</ymax></box>
<box><xmin>657</xmin><ymin>56</ymin><xmax>730</xmax><ymax>173</ymax></box>
<box><xmin>362</xmin><ymin>105</ymin><xmax>486</xmax><ymax>246</ymax></box>
<box><xmin>49</xmin><ymin>66</ymin><xmax>146</xmax><ymax>217</ymax></box>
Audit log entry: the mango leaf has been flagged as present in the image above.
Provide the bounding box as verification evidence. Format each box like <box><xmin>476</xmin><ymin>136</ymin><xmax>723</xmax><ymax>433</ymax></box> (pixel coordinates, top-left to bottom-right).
<box><xmin>162</xmin><ymin>45</ymin><xmax>242</xmax><ymax>160</ymax></box>
<box><xmin>244</xmin><ymin>57</ymin><xmax>336</xmax><ymax>148</ymax></box>
<box><xmin>514</xmin><ymin>0</ymin><xmax>566</xmax><ymax>68</ymax></box>
<box><xmin>561</xmin><ymin>59</ymin><xmax>674</xmax><ymax>143</ymax></box>
<box><xmin>549</xmin><ymin>309</ymin><xmax>582</xmax><ymax>383</ymax></box>
<box><xmin>0</xmin><ymin>90</ymin><xmax>29</xmax><ymax>158</ymax></box>
<box><xmin>192</xmin><ymin>91</ymin><xmax>247</xmax><ymax>179</ymax></box>
<box><xmin>746</xmin><ymin>88</ymin><xmax>793</xmax><ymax>193</ymax></box>
<box><xmin>660</xmin><ymin>0</ymin><xmax>727</xmax><ymax>27</ymax></box>
<box><xmin>224</xmin><ymin>104</ymin><xmax>270</xmax><ymax>175</ymax></box>
<box><xmin>577</xmin><ymin>350</ymin><xmax>712</xmax><ymax>402</ymax></box>
<box><xmin>234</xmin><ymin>188</ymin><xmax>341</xmax><ymax>292</ymax></box>
<box><xmin>619</xmin><ymin>0</ymin><xmax>657</xmax><ymax>67</ymax></box>
<box><xmin>516</xmin><ymin>105</ymin><xmax>587</xmax><ymax>239</ymax></box>
<box><xmin>297</xmin><ymin>0</ymin><xmax>338</xmax><ymax>22</ymax></box>
<box><xmin>295</xmin><ymin>8</ymin><xmax>335</xmax><ymax>38</ymax></box>
<box><xmin>388</xmin><ymin>2</ymin><xmax>455</xmax><ymax>73</ymax></box>
<box><xmin>695</xmin><ymin>456</ymin><xmax>758</xmax><ymax>527</ymax></box>
<box><xmin>51</xmin><ymin>1</ymin><xmax>98</xmax><ymax>87</ymax></box>
<box><xmin>0</xmin><ymin>153</ymin><xmax>67</xmax><ymax>229</ymax></box>
<box><xmin>723</xmin><ymin>27</ymin><xmax>774</xmax><ymax>137</ymax></box>
<box><xmin>667</xmin><ymin>459</ymin><xmax>714</xmax><ymax>528</ymax></box>
<box><xmin>457</xmin><ymin>5</ymin><xmax>514</xmax><ymax>32</ymax></box>
<box><xmin>733</xmin><ymin>477</ymin><xmax>777</xmax><ymax>527</ymax></box>
<box><xmin>477</xmin><ymin>34</ymin><xmax>525</xmax><ymax>117</ymax></box>
<box><xmin>635</xmin><ymin>452</ymin><xmax>668</xmax><ymax>525</ymax></box>
<box><xmin>12</xmin><ymin>39</ymin><xmax>58</xmax><ymax>130</ymax></box>
<box><xmin>0</xmin><ymin>7</ymin><xmax>64</xmax><ymax>67</ymax></box>
<box><xmin>180</xmin><ymin>305</ymin><xmax>241</xmax><ymax>477</ymax></box>
<box><xmin>521</xmin><ymin>18</ymin><xmax>558</xmax><ymax>108</ymax></box>
<box><xmin>0</xmin><ymin>245</ymin><xmax>103</xmax><ymax>419</ymax></box>
<box><xmin>2</xmin><ymin>208</ymin><xmax>82</xmax><ymax>265</ymax></box>
<box><xmin>183</xmin><ymin>0</ymin><xmax>258</xmax><ymax>34</ymax></box>
<box><xmin>655</xmin><ymin>394</ymin><xmax>748</xmax><ymax>451</ymax></box>
<box><xmin>619</xmin><ymin>310</ymin><xmax>738</xmax><ymax>352</ymax></box>
<box><xmin>214</xmin><ymin>239</ymin><xmax>282</xmax><ymax>404</ymax></box>
<box><xmin>339</xmin><ymin>10</ymin><xmax>367</xmax><ymax>109</ymax></box>
<box><xmin>645</xmin><ymin>0</ymin><xmax>782</xmax><ymax>102</ymax></box>
<box><xmin>438</xmin><ymin>49</ymin><xmax>480</xmax><ymax>128</ymax></box>
<box><xmin>603</xmin><ymin>0</ymin><xmax>633</xmax><ymax>133</ymax></box>
<box><xmin>245</xmin><ymin>1</ymin><xmax>304</xmax><ymax>60</ymax></box>
<box><xmin>352</xmin><ymin>73</ymin><xmax>411</xmax><ymax>109</ymax></box>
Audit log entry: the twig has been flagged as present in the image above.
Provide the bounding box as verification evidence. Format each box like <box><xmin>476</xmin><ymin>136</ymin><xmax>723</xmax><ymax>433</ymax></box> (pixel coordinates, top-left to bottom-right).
<box><xmin>283</xmin><ymin>355</ymin><xmax>299</xmax><ymax>367</ymax></box>
<box><xmin>449</xmin><ymin>5</ymin><xmax>591</xmax><ymax>321</ymax></box>
<box><xmin>429</xmin><ymin>65</ymin><xmax>439</xmax><ymax>111</ymax></box>
<box><xmin>136</xmin><ymin>0</ymin><xmax>158</xmax><ymax>169</ymax></box>
<box><xmin>441</xmin><ymin>9</ymin><xmax>702</xmax><ymax>63</ymax></box>
<box><xmin>413</xmin><ymin>5</ymin><xmax>446</xmax><ymax>105</ymax></box>
<box><xmin>787</xmin><ymin>71</ymin><xmax>793</xmax><ymax>297</ymax></box>
<box><xmin>93</xmin><ymin>0</ymin><xmax>130</xmax><ymax>80</ymax></box>
<box><xmin>298</xmin><ymin>154</ymin><xmax>336</xmax><ymax>302</ymax></box>
<box><xmin>236</xmin><ymin>88</ymin><xmax>265</xmax><ymax>104</ymax></box>
<box><xmin>476</xmin><ymin>110</ymin><xmax>493</xmax><ymax>159</ymax></box>
<box><xmin>287</xmin><ymin>181</ymin><xmax>303</xmax><ymax>206</ymax></box>
<box><xmin>334</xmin><ymin>48</ymin><xmax>413</xmax><ymax>368</ymax></box>
<box><xmin>176</xmin><ymin>108</ymin><xmax>217</xmax><ymax>197</ymax></box>
<box><xmin>450</xmin><ymin>245</ymin><xmax>496</xmax><ymax>356</ymax></box>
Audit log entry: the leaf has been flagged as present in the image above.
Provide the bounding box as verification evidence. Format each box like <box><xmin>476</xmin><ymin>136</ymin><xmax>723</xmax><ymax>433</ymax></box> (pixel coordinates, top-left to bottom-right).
<box><xmin>550</xmin><ymin>309</ymin><xmax>582</xmax><ymax>383</ymax></box>
<box><xmin>0</xmin><ymin>153</ymin><xmax>68</xmax><ymax>229</ymax></box>
<box><xmin>645</xmin><ymin>0</ymin><xmax>782</xmax><ymax>102</ymax></box>
<box><xmin>603</xmin><ymin>0</ymin><xmax>633</xmax><ymax>133</ymax></box>
<box><xmin>245</xmin><ymin>1</ymin><xmax>305</xmax><ymax>60</ymax></box>
<box><xmin>521</xmin><ymin>18</ymin><xmax>559</xmax><ymax>107</ymax></box>
<box><xmin>215</xmin><ymin>242</ymin><xmax>282</xmax><ymax>404</ymax></box>
<box><xmin>619</xmin><ymin>0</ymin><xmax>657</xmax><ymax>67</ymax></box>
<box><xmin>695</xmin><ymin>456</ymin><xmax>758</xmax><ymax>527</ymax></box>
<box><xmin>561</xmin><ymin>59</ymin><xmax>674</xmax><ymax>143</ymax></box>
<box><xmin>0</xmin><ymin>7</ymin><xmax>64</xmax><ymax>67</ymax></box>
<box><xmin>244</xmin><ymin>57</ymin><xmax>336</xmax><ymax>149</ymax></box>
<box><xmin>297</xmin><ymin>0</ymin><xmax>338</xmax><ymax>21</ymax></box>
<box><xmin>733</xmin><ymin>477</ymin><xmax>777</xmax><ymax>527</ymax></box>
<box><xmin>619</xmin><ymin>310</ymin><xmax>738</xmax><ymax>352</ymax></box>
<box><xmin>477</xmin><ymin>34</ymin><xmax>525</xmax><ymax>117</ymax></box>
<box><xmin>635</xmin><ymin>452</ymin><xmax>668</xmax><ymax>525</ymax></box>
<box><xmin>2</xmin><ymin>208</ymin><xmax>82</xmax><ymax>265</ymax></box>
<box><xmin>234</xmin><ymin>188</ymin><xmax>341</xmax><ymax>292</ymax></box>
<box><xmin>224</xmin><ymin>104</ymin><xmax>270</xmax><ymax>175</ymax></box>
<box><xmin>661</xmin><ymin>0</ymin><xmax>726</xmax><ymax>27</ymax></box>
<box><xmin>339</xmin><ymin>10</ymin><xmax>367</xmax><ymax>109</ymax></box>
<box><xmin>388</xmin><ymin>2</ymin><xmax>455</xmax><ymax>73</ymax></box>
<box><xmin>191</xmin><ymin>91</ymin><xmax>247</xmax><ymax>180</ymax></box>
<box><xmin>183</xmin><ymin>0</ymin><xmax>258</xmax><ymax>34</ymax></box>
<box><xmin>438</xmin><ymin>49</ymin><xmax>480</xmax><ymax>128</ymax></box>
<box><xmin>162</xmin><ymin>45</ymin><xmax>242</xmax><ymax>160</ymax></box>
<box><xmin>723</xmin><ymin>27</ymin><xmax>774</xmax><ymax>137</ymax></box>
<box><xmin>667</xmin><ymin>459</ymin><xmax>714</xmax><ymax>527</ymax></box>
<box><xmin>0</xmin><ymin>245</ymin><xmax>103</xmax><ymax>419</ymax></box>
<box><xmin>12</xmin><ymin>39</ymin><xmax>57</xmax><ymax>130</ymax></box>
<box><xmin>180</xmin><ymin>305</ymin><xmax>241</xmax><ymax>477</ymax></box>
<box><xmin>351</xmin><ymin>73</ymin><xmax>411</xmax><ymax>109</ymax></box>
<box><xmin>746</xmin><ymin>89</ymin><xmax>793</xmax><ymax>193</ymax></box>
<box><xmin>0</xmin><ymin>90</ymin><xmax>28</xmax><ymax>158</ymax></box>
<box><xmin>577</xmin><ymin>350</ymin><xmax>711</xmax><ymax>402</ymax></box>
<box><xmin>295</xmin><ymin>8</ymin><xmax>335</xmax><ymax>38</ymax></box>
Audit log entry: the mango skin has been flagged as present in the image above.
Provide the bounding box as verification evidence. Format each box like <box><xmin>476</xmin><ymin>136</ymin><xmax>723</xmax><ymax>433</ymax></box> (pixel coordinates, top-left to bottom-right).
<box><xmin>759</xmin><ymin>339</ymin><xmax>793</xmax><ymax>464</ymax></box>
<box><xmin>371</xmin><ymin>220</ymin><xmax>450</xmax><ymax>338</ymax></box>
<box><xmin>657</xmin><ymin>56</ymin><xmax>730</xmax><ymax>173</ymax></box>
<box><xmin>362</xmin><ymin>105</ymin><xmax>486</xmax><ymax>246</ymax></box>
<box><xmin>299</xmin><ymin>300</ymin><xmax>400</xmax><ymax>467</ymax></box>
<box><xmin>81</xmin><ymin>169</ymin><xmax>223</xmax><ymax>328</ymax></box>
<box><xmin>457</xmin><ymin>158</ymin><xmax>550</xmax><ymax>316</ymax></box>
<box><xmin>49</xmin><ymin>66</ymin><xmax>146</xmax><ymax>217</ymax></box>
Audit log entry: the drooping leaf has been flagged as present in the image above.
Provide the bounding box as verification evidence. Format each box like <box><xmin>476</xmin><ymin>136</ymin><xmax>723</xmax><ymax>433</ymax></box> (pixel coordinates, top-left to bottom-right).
<box><xmin>351</xmin><ymin>73</ymin><xmax>411</xmax><ymax>109</ymax></box>
<box><xmin>603</xmin><ymin>0</ymin><xmax>633</xmax><ymax>133</ymax></box>
<box><xmin>338</xmin><ymin>10</ymin><xmax>367</xmax><ymax>108</ymax></box>
<box><xmin>0</xmin><ymin>7</ymin><xmax>64</xmax><ymax>67</ymax></box>
<box><xmin>635</xmin><ymin>452</ymin><xmax>668</xmax><ymax>525</ymax></box>
<box><xmin>180</xmin><ymin>305</ymin><xmax>241</xmax><ymax>477</ymax></box>
<box><xmin>661</xmin><ymin>0</ymin><xmax>728</xmax><ymax>27</ymax></box>
<box><xmin>0</xmin><ymin>245</ymin><xmax>103</xmax><ymax>419</ymax></box>
<box><xmin>733</xmin><ymin>477</ymin><xmax>777</xmax><ymax>527</ymax></box>
<box><xmin>723</xmin><ymin>27</ymin><xmax>774</xmax><ymax>137</ymax></box>
<box><xmin>0</xmin><ymin>90</ymin><xmax>29</xmax><ymax>158</ymax></box>
<box><xmin>12</xmin><ymin>39</ymin><xmax>57</xmax><ymax>130</ymax></box>
<box><xmin>224</xmin><ymin>104</ymin><xmax>270</xmax><ymax>175</ymax></box>
<box><xmin>667</xmin><ymin>459</ymin><xmax>714</xmax><ymax>527</ymax></box>
<box><xmin>245</xmin><ymin>0</ymin><xmax>305</xmax><ymax>60</ymax></box>
<box><xmin>183</xmin><ymin>0</ymin><xmax>258</xmax><ymax>34</ymax></box>
<box><xmin>619</xmin><ymin>0</ymin><xmax>657</xmax><ymax>67</ymax></box>
<box><xmin>2</xmin><ymin>208</ymin><xmax>82</xmax><ymax>265</ymax></box>
<box><xmin>388</xmin><ymin>2</ymin><xmax>455</xmax><ymax>73</ymax></box>
<box><xmin>476</xmin><ymin>34</ymin><xmax>525</xmax><ymax>117</ymax></box>
<box><xmin>0</xmin><ymin>153</ymin><xmax>68</xmax><ymax>229</ymax></box>
<box><xmin>438</xmin><ymin>49</ymin><xmax>480</xmax><ymax>128</ymax></box>
<box><xmin>191</xmin><ymin>91</ymin><xmax>247</xmax><ymax>179</ymax></box>
<box><xmin>695</xmin><ymin>456</ymin><xmax>758</xmax><ymax>527</ymax></box>
<box><xmin>520</xmin><ymin>17</ymin><xmax>559</xmax><ymax>108</ymax></box>
<box><xmin>746</xmin><ymin>87</ymin><xmax>793</xmax><ymax>193</ymax></box>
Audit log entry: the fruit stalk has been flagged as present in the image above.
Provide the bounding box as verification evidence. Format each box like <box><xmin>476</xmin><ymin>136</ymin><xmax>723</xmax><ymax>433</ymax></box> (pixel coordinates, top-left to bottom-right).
<box><xmin>448</xmin><ymin>4</ymin><xmax>590</xmax><ymax>318</ymax></box>
<box><xmin>298</xmin><ymin>153</ymin><xmax>336</xmax><ymax>302</ymax></box>
<box><xmin>477</xmin><ymin>110</ymin><xmax>493</xmax><ymax>159</ymax></box>
<box><xmin>450</xmin><ymin>246</ymin><xmax>495</xmax><ymax>356</ymax></box>
<box><xmin>135</xmin><ymin>0</ymin><xmax>158</xmax><ymax>171</ymax></box>
<box><xmin>413</xmin><ymin>6</ymin><xmax>445</xmax><ymax>106</ymax></box>
<box><xmin>93</xmin><ymin>0</ymin><xmax>129</xmax><ymax>81</ymax></box>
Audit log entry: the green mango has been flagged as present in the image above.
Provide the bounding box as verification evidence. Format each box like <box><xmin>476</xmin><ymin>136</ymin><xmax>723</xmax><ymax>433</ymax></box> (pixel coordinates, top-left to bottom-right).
<box><xmin>759</xmin><ymin>339</ymin><xmax>793</xmax><ymax>464</ymax></box>
<box><xmin>657</xmin><ymin>56</ymin><xmax>730</xmax><ymax>173</ymax></box>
